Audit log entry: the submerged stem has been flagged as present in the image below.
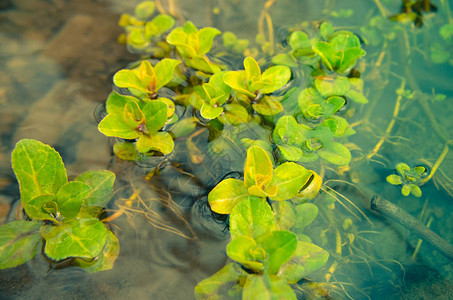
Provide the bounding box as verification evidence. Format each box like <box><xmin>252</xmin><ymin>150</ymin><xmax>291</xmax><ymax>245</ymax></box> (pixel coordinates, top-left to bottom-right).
<box><xmin>366</xmin><ymin>80</ymin><xmax>405</xmax><ymax>160</ymax></box>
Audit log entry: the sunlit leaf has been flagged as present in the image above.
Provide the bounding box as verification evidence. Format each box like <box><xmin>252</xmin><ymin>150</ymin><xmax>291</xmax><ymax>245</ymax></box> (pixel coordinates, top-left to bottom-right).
<box><xmin>12</xmin><ymin>139</ymin><xmax>68</xmax><ymax>217</ymax></box>
<box><xmin>229</xmin><ymin>196</ymin><xmax>275</xmax><ymax>239</ymax></box>
<box><xmin>270</xmin><ymin>162</ymin><xmax>311</xmax><ymax>201</ymax></box>
<box><xmin>257</xmin><ymin>230</ymin><xmax>297</xmax><ymax>274</ymax></box>
<box><xmin>75</xmin><ymin>170</ymin><xmax>115</xmax><ymax>207</ymax></box>
<box><xmin>55</xmin><ymin>181</ymin><xmax>91</xmax><ymax>220</ymax></box>
<box><xmin>75</xmin><ymin>231</ymin><xmax>119</xmax><ymax>272</ymax></box>
<box><xmin>40</xmin><ymin>218</ymin><xmax>108</xmax><ymax>260</ymax></box>
<box><xmin>208</xmin><ymin>178</ymin><xmax>248</xmax><ymax>214</ymax></box>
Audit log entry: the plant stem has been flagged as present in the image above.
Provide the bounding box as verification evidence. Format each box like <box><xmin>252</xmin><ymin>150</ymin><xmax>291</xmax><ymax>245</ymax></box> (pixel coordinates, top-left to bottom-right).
<box><xmin>411</xmin><ymin>216</ymin><xmax>433</xmax><ymax>260</ymax></box>
<box><xmin>420</xmin><ymin>142</ymin><xmax>450</xmax><ymax>185</ymax></box>
<box><xmin>373</xmin><ymin>0</ymin><xmax>387</xmax><ymax>17</ymax></box>
<box><xmin>366</xmin><ymin>80</ymin><xmax>405</xmax><ymax>160</ymax></box>
<box><xmin>102</xmin><ymin>191</ymin><xmax>140</xmax><ymax>223</ymax></box>
<box><xmin>258</xmin><ymin>0</ymin><xmax>276</xmax><ymax>54</ymax></box>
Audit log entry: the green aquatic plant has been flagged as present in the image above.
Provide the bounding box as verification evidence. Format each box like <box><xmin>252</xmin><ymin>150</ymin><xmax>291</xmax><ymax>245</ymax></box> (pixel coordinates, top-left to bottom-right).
<box><xmin>273</xmin><ymin>115</ymin><xmax>354</xmax><ymax>165</ymax></box>
<box><xmin>190</xmin><ymin>71</ymin><xmax>233</xmax><ymax>120</ymax></box>
<box><xmin>98</xmin><ymin>92</ymin><xmax>175</xmax><ymax>157</ymax></box>
<box><xmin>208</xmin><ymin>146</ymin><xmax>317</xmax><ymax>214</ymax></box>
<box><xmin>113</xmin><ymin>59</ymin><xmax>180</xmax><ymax>99</ymax></box>
<box><xmin>313</xmin><ymin>31</ymin><xmax>366</xmax><ymax>74</ymax></box>
<box><xmin>0</xmin><ymin>139</ymin><xmax>118</xmax><ymax>272</ymax></box>
<box><xmin>386</xmin><ymin>163</ymin><xmax>427</xmax><ymax>197</ymax></box>
<box><xmin>196</xmin><ymin>196</ymin><xmax>328</xmax><ymax>299</ymax></box>
<box><xmin>223</xmin><ymin>56</ymin><xmax>291</xmax><ymax>116</ymax></box>
<box><xmin>119</xmin><ymin>1</ymin><xmax>175</xmax><ymax>55</ymax></box>
<box><xmin>167</xmin><ymin>21</ymin><xmax>221</xmax><ymax>73</ymax></box>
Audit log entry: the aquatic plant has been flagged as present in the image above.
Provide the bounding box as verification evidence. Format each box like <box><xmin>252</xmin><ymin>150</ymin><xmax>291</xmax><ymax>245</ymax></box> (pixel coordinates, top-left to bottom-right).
<box><xmin>386</xmin><ymin>163</ymin><xmax>427</xmax><ymax>197</ymax></box>
<box><xmin>0</xmin><ymin>139</ymin><xmax>118</xmax><ymax>272</ymax></box>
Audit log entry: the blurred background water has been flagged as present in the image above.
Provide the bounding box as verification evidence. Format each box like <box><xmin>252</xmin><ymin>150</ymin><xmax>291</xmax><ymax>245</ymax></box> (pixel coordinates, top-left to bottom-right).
<box><xmin>0</xmin><ymin>0</ymin><xmax>452</xmax><ymax>299</ymax></box>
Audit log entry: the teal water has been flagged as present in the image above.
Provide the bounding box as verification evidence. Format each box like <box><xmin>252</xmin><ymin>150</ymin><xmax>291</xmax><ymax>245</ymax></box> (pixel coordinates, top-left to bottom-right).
<box><xmin>0</xmin><ymin>0</ymin><xmax>452</xmax><ymax>299</ymax></box>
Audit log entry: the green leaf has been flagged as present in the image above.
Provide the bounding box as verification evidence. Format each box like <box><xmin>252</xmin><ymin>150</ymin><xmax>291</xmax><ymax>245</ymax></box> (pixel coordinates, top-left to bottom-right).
<box><xmin>168</xmin><ymin>117</ymin><xmax>197</xmax><ymax>138</ymax></box>
<box><xmin>55</xmin><ymin>181</ymin><xmax>91</xmax><ymax>220</ymax></box>
<box><xmin>153</xmin><ymin>59</ymin><xmax>181</xmax><ymax>92</ymax></box>
<box><xmin>244</xmin><ymin>146</ymin><xmax>274</xmax><ymax>189</ymax></box>
<box><xmin>331</xmin><ymin>32</ymin><xmax>361</xmax><ymax>50</ymax></box>
<box><xmin>40</xmin><ymin>218</ymin><xmax>108</xmax><ymax>260</ymax></box>
<box><xmin>208</xmin><ymin>178</ymin><xmax>248</xmax><ymax>214</ymax></box>
<box><xmin>270</xmin><ymin>162</ymin><xmax>311</xmax><ymax>201</ymax></box>
<box><xmin>243</xmin><ymin>275</ymin><xmax>297</xmax><ymax>300</ymax></box>
<box><xmin>27</xmin><ymin>194</ymin><xmax>57</xmax><ymax>220</ymax></box>
<box><xmin>0</xmin><ymin>220</ymin><xmax>41</xmax><ymax>269</ymax></box>
<box><xmin>200</xmin><ymin>102</ymin><xmax>224</xmax><ymax>119</ymax></box>
<box><xmin>136</xmin><ymin>131</ymin><xmax>174</xmax><ymax>154</ymax></box>
<box><xmin>220</xmin><ymin>104</ymin><xmax>249</xmax><ymax>125</ymax></box>
<box><xmin>257</xmin><ymin>230</ymin><xmax>297</xmax><ymax>274</ymax></box>
<box><xmin>277</xmin><ymin>144</ymin><xmax>303</xmax><ymax>162</ymax></box>
<box><xmin>229</xmin><ymin>196</ymin><xmax>275</xmax><ymax>239</ymax></box>
<box><xmin>12</xmin><ymin>139</ymin><xmax>68</xmax><ymax>217</ymax></box>
<box><xmin>227</xmin><ymin>236</ymin><xmax>265</xmax><ymax>272</ymax></box>
<box><xmin>386</xmin><ymin>174</ymin><xmax>403</xmax><ymax>185</ymax></box>
<box><xmin>317</xmin><ymin>141</ymin><xmax>351</xmax><ymax>166</ymax></box>
<box><xmin>113</xmin><ymin>142</ymin><xmax>137</xmax><ymax>161</ymax></box>
<box><xmin>135</xmin><ymin>1</ymin><xmax>155</xmax><ymax>20</ymax></box>
<box><xmin>289</xmin><ymin>31</ymin><xmax>310</xmax><ymax>50</ymax></box>
<box><xmin>259</xmin><ymin>66</ymin><xmax>291</xmax><ymax>94</ymax></box>
<box><xmin>401</xmin><ymin>184</ymin><xmax>411</xmax><ymax>196</ymax></box>
<box><xmin>430</xmin><ymin>43</ymin><xmax>450</xmax><ymax>64</ymax></box>
<box><xmin>244</xmin><ymin>56</ymin><xmax>261</xmax><ymax>81</ymax></box>
<box><xmin>142</xmin><ymin>100</ymin><xmax>168</xmax><ymax>132</ymax></box>
<box><xmin>338</xmin><ymin>48</ymin><xmax>366</xmax><ymax>73</ymax></box>
<box><xmin>253</xmin><ymin>97</ymin><xmax>284</xmax><ymax>116</ymax></box>
<box><xmin>293</xmin><ymin>203</ymin><xmax>318</xmax><ymax>230</ymax></box>
<box><xmin>241</xmin><ymin>139</ymin><xmax>273</xmax><ymax>155</ymax></box>
<box><xmin>113</xmin><ymin>69</ymin><xmax>146</xmax><ymax>92</ymax></box>
<box><xmin>197</xmin><ymin>27</ymin><xmax>221</xmax><ymax>55</ymax></box>
<box><xmin>75</xmin><ymin>231</ymin><xmax>119</xmax><ymax>273</ymax></box>
<box><xmin>271</xmin><ymin>53</ymin><xmax>298</xmax><ymax>67</ymax></box>
<box><xmin>194</xmin><ymin>263</ymin><xmax>245</xmax><ymax>300</ymax></box>
<box><xmin>150</xmin><ymin>14</ymin><xmax>175</xmax><ymax>36</ymax></box>
<box><xmin>320</xmin><ymin>22</ymin><xmax>334</xmax><ymax>40</ymax></box>
<box><xmin>98</xmin><ymin>114</ymin><xmax>140</xmax><ymax>139</ymax></box>
<box><xmin>440</xmin><ymin>24</ymin><xmax>453</xmax><ymax>42</ymax></box>
<box><xmin>315</xmin><ymin>76</ymin><xmax>350</xmax><ymax>98</ymax></box>
<box><xmin>223</xmin><ymin>71</ymin><xmax>255</xmax><ymax>98</ymax></box>
<box><xmin>75</xmin><ymin>170</ymin><xmax>115</xmax><ymax>207</ymax></box>
<box><xmin>105</xmin><ymin>91</ymin><xmax>139</xmax><ymax>115</ymax></box>
<box><xmin>273</xmin><ymin>115</ymin><xmax>305</xmax><ymax>146</ymax></box>
<box><xmin>280</xmin><ymin>241</ymin><xmax>329</xmax><ymax>283</ymax></box>
<box><xmin>312</xmin><ymin>42</ymin><xmax>335</xmax><ymax>70</ymax></box>
<box><xmin>396</xmin><ymin>163</ymin><xmax>410</xmax><ymax>175</ymax></box>
<box><xmin>409</xmin><ymin>184</ymin><xmax>422</xmax><ymax>197</ymax></box>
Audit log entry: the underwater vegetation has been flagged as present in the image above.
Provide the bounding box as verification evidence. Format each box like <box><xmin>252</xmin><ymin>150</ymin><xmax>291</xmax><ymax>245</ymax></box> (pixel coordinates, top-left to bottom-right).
<box><xmin>1</xmin><ymin>0</ymin><xmax>453</xmax><ymax>298</ymax></box>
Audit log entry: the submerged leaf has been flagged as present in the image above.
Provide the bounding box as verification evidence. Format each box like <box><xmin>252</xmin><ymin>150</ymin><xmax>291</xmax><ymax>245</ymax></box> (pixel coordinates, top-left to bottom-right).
<box><xmin>0</xmin><ymin>221</ymin><xmax>41</xmax><ymax>269</ymax></box>
<box><xmin>280</xmin><ymin>241</ymin><xmax>329</xmax><ymax>283</ymax></box>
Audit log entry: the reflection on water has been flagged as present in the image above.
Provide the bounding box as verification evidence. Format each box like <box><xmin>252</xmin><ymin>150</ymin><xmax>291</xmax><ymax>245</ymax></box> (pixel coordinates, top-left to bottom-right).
<box><xmin>0</xmin><ymin>0</ymin><xmax>452</xmax><ymax>299</ymax></box>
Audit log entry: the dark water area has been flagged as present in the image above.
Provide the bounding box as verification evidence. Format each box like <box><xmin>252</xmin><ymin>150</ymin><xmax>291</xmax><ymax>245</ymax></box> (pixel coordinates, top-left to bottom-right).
<box><xmin>0</xmin><ymin>0</ymin><xmax>453</xmax><ymax>299</ymax></box>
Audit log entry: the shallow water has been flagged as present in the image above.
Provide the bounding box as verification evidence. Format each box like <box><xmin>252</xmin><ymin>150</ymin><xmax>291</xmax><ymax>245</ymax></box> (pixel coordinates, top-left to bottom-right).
<box><xmin>0</xmin><ymin>0</ymin><xmax>453</xmax><ymax>299</ymax></box>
